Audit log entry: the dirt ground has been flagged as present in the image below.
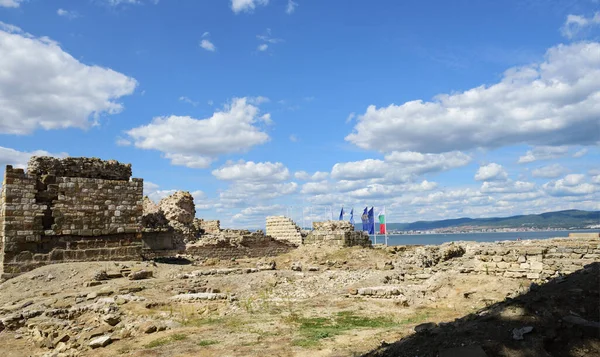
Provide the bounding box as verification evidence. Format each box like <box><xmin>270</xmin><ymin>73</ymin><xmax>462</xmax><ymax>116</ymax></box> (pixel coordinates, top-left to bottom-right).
<box><xmin>0</xmin><ymin>245</ymin><xmax>596</xmax><ymax>357</ymax></box>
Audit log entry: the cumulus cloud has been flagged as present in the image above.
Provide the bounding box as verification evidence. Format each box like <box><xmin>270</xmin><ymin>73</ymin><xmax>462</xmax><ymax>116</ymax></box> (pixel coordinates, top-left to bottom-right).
<box><xmin>200</xmin><ymin>39</ymin><xmax>216</xmax><ymax>52</ymax></box>
<box><xmin>543</xmin><ymin>174</ymin><xmax>597</xmax><ymax>196</ymax></box>
<box><xmin>561</xmin><ymin>12</ymin><xmax>600</xmax><ymax>39</ymax></box>
<box><xmin>0</xmin><ymin>22</ymin><xmax>137</xmax><ymax>135</ymax></box>
<box><xmin>126</xmin><ymin>98</ymin><xmax>270</xmax><ymax>168</ymax></box>
<box><xmin>480</xmin><ymin>180</ymin><xmax>536</xmax><ymax>193</ymax></box>
<box><xmin>0</xmin><ymin>146</ymin><xmax>68</xmax><ymax>170</ymax></box>
<box><xmin>231</xmin><ymin>0</ymin><xmax>268</xmax><ymax>13</ymax></box>
<box><xmin>475</xmin><ymin>163</ymin><xmax>508</xmax><ymax>181</ymax></box>
<box><xmin>518</xmin><ymin>146</ymin><xmax>570</xmax><ymax>163</ymax></box>
<box><xmin>286</xmin><ymin>0</ymin><xmax>297</xmax><ymax>14</ymax></box>
<box><xmin>179</xmin><ymin>96</ymin><xmax>198</xmax><ymax>106</ymax></box>
<box><xmin>300</xmin><ymin>181</ymin><xmax>330</xmax><ymax>195</ymax></box>
<box><xmin>0</xmin><ymin>0</ymin><xmax>24</xmax><ymax>8</ymax></box>
<box><xmin>531</xmin><ymin>163</ymin><xmax>568</xmax><ymax>178</ymax></box>
<box><xmin>212</xmin><ymin>160</ymin><xmax>290</xmax><ymax>183</ymax></box>
<box><xmin>572</xmin><ymin>148</ymin><xmax>588</xmax><ymax>158</ymax></box>
<box><xmin>257</xmin><ymin>44</ymin><xmax>268</xmax><ymax>51</ymax></box>
<box><xmin>331</xmin><ymin>159</ymin><xmax>387</xmax><ymax>181</ymax></box>
<box><xmin>295</xmin><ymin>171</ymin><xmax>328</xmax><ymax>181</ymax></box>
<box><xmin>346</xmin><ymin>42</ymin><xmax>600</xmax><ymax>153</ymax></box>
<box><xmin>384</xmin><ymin>151</ymin><xmax>471</xmax><ymax>175</ymax></box>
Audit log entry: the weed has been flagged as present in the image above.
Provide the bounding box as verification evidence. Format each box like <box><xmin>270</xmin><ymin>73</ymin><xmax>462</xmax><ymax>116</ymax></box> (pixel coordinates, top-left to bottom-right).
<box><xmin>197</xmin><ymin>339</ymin><xmax>219</xmax><ymax>346</ymax></box>
<box><xmin>145</xmin><ymin>333</ymin><xmax>188</xmax><ymax>348</ymax></box>
<box><xmin>290</xmin><ymin>311</ymin><xmax>396</xmax><ymax>348</ymax></box>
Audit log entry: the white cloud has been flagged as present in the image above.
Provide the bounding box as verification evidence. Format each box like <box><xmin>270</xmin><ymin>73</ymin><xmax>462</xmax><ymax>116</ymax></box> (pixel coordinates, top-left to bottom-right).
<box><xmin>480</xmin><ymin>180</ymin><xmax>536</xmax><ymax>193</ymax></box>
<box><xmin>331</xmin><ymin>159</ymin><xmax>387</xmax><ymax>181</ymax></box>
<box><xmin>285</xmin><ymin>0</ymin><xmax>297</xmax><ymax>14</ymax></box>
<box><xmin>301</xmin><ymin>181</ymin><xmax>330</xmax><ymax>195</ymax></box>
<box><xmin>0</xmin><ymin>0</ymin><xmax>24</xmax><ymax>8</ymax></box>
<box><xmin>179</xmin><ymin>96</ymin><xmax>198</xmax><ymax>106</ymax></box>
<box><xmin>289</xmin><ymin>134</ymin><xmax>298</xmax><ymax>142</ymax></box>
<box><xmin>385</xmin><ymin>151</ymin><xmax>471</xmax><ymax>175</ymax></box>
<box><xmin>572</xmin><ymin>148</ymin><xmax>588</xmax><ymax>158</ymax></box>
<box><xmin>346</xmin><ymin>112</ymin><xmax>356</xmax><ymax>123</ymax></box>
<box><xmin>561</xmin><ymin>12</ymin><xmax>600</xmax><ymax>39</ymax></box>
<box><xmin>200</xmin><ymin>39</ymin><xmax>216</xmax><ymax>52</ymax></box>
<box><xmin>258</xmin><ymin>44</ymin><xmax>268</xmax><ymax>51</ymax></box>
<box><xmin>346</xmin><ymin>42</ymin><xmax>600</xmax><ymax>154</ymax></box>
<box><xmin>518</xmin><ymin>146</ymin><xmax>569</xmax><ymax>163</ymax></box>
<box><xmin>212</xmin><ymin>160</ymin><xmax>290</xmax><ymax>183</ymax></box>
<box><xmin>57</xmin><ymin>9</ymin><xmax>79</xmax><ymax>19</ymax></box>
<box><xmin>531</xmin><ymin>163</ymin><xmax>568</xmax><ymax>178</ymax></box>
<box><xmin>231</xmin><ymin>0</ymin><xmax>268</xmax><ymax>13</ymax></box>
<box><xmin>294</xmin><ymin>171</ymin><xmax>327</xmax><ymax>181</ymax></box>
<box><xmin>475</xmin><ymin>163</ymin><xmax>508</xmax><ymax>181</ymax></box>
<box><xmin>202</xmin><ymin>32</ymin><xmax>210</xmax><ymax>38</ymax></box>
<box><xmin>0</xmin><ymin>22</ymin><xmax>137</xmax><ymax>135</ymax></box>
<box><xmin>592</xmin><ymin>174</ymin><xmax>600</xmax><ymax>185</ymax></box>
<box><xmin>543</xmin><ymin>174</ymin><xmax>597</xmax><ymax>196</ymax></box>
<box><xmin>126</xmin><ymin>98</ymin><xmax>270</xmax><ymax>168</ymax></box>
<box><xmin>0</xmin><ymin>146</ymin><xmax>68</xmax><ymax>170</ymax></box>
<box><xmin>260</xmin><ymin>113</ymin><xmax>273</xmax><ymax>125</ymax></box>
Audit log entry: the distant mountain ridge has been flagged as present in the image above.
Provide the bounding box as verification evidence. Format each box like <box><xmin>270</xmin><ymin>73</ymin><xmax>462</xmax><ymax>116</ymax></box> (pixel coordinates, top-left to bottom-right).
<box><xmin>359</xmin><ymin>210</ymin><xmax>600</xmax><ymax>231</ymax></box>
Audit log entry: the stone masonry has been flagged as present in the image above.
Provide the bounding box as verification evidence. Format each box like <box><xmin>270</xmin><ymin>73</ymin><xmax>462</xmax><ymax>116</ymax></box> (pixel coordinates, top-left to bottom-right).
<box><xmin>390</xmin><ymin>236</ymin><xmax>600</xmax><ymax>281</ymax></box>
<box><xmin>0</xmin><ymin>157</ymin><xmax>144</xmax><ymax>278</ymax></box>
<box><xmin>195</xmin><ymin>219</ymin><xmax>221</xmax><ymax>234</ymax></box>
<box><xmin>304</xmin><ymin>220</ymin><xmax>372</xmax><ymax>247</ymax></box>
<box><xmin>266</xmin><ymin>216</ymin><xmax>303</xmax><ymax>245</ymax></box>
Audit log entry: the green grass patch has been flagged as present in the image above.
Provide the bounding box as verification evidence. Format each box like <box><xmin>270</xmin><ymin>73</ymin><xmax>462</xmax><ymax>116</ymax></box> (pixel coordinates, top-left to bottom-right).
<box><xmin>197</xmin><ymin>339</ymin><xmax>219</xmax><ymax>346</ymax></box>
<box><xmin>398</xmin><ymin>311</ymin><xmax>431</xmax><ymax>325</ymax></box>
<box><xmin>291</xmin><ymin>311</ymin><xmax>397</xmax><ymax>348</ymax></box>
<box><xmin>145</xmin><ymin>333</ymin><xmax>188</xmax><ymax>348</ymax></box>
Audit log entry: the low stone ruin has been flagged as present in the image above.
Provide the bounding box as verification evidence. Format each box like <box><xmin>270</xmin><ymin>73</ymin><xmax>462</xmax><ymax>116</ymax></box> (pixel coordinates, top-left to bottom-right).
<box><xmin>194</xmin><ymin>219</ymin><xmax>221</xmax><ymax>234</ymax></box>
<box><xmin>266</xmin><ymin>216</ymin><xmax>304</xmax><ymax>245</ymax></box>
<box><xmin>304</xmin><ymin>220</ymin><xmax>372</xmax><ymax>247</ymax></box>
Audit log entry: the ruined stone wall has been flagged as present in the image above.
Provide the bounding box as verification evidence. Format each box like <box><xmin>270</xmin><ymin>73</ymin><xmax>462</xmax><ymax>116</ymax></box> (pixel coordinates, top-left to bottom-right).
<box><xmin>185</xmin><ymin>229</ymin><xmax>296</xmax><ymax>260</ymax></box>
<box><xmin>265</xmin><ymin>216</ymin><xmax>303</xmax><ymax>245</ymax></box>
<box><xmin>0</xmin><ymin>157</ymin><xmax>144</xmax><ymax>278</ymax></box>
<box><xmin>392</xmin><ymin>236</ymin><xmax>600</xmax><ymax>281</ymax></box>
<box><xmin>304</xmin><ymin>220</ymin><xmax>372</xmax><ymax>247</ymax></box>
<box><xmin>195</xmin><ymin>219</ymin><xmax>221</xmax><ymax>234</ymax></box>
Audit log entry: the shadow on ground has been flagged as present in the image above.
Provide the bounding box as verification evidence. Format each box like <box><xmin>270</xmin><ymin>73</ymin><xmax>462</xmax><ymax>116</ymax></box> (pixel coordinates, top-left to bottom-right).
<box><xmin>362</xmin><ymin>262</ymin><xmax>600</xmax><ymax>357</ymax></box>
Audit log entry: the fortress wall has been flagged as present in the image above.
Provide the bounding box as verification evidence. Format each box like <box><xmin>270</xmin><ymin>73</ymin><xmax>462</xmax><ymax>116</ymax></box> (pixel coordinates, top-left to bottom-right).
<box><xmin>266</xmin><ymin>216</ymin><xmax>303</xmax><ymax>245</ymax></box>
<box><xmin>0</xmin><ymin>157</ymin><xmax>144</xmax><ymax>278</ymax></box>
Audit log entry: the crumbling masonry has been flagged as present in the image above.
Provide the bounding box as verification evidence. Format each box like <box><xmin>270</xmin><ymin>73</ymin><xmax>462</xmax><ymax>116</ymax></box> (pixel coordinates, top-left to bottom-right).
<box><xmin>0</xmin><ymin>157</ymin><xmax>144</xmax><ymax>278</ymax></box>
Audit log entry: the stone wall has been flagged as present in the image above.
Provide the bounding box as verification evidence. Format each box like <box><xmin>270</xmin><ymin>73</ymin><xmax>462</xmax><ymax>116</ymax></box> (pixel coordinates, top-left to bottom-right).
<box><xmin>391</xmin><ymin>236</ymin><xmax>600</xmax><ymax>281</ymax></box>
<box><xmin>266</xmin><ymin>216</ymin><xmax>303</xmax><ymax>245</ymax></box>
<box><xmin>304</xmin><ymin>220</ymin><xmax>372</xmax><ymax>247</ymax></box>
<box><xmin>185</xmin><ymin>229</ymin><xmax>296</xmax><ymax>260</ymax></box>
<box><xmin>195</xmin><ymin>219</ymin><xmax>221</xmax><ymax>234</ymax></box>
<box><xmin>0</xmin><ymin>157</ymin><xmax>144</xmax><ymax>278</ymax></box>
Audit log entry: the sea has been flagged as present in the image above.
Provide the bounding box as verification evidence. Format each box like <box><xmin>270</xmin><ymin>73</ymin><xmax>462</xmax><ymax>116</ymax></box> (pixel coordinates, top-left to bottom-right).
<box><xmin>369</xmin><ymin>229</ymin><xmax>600</xmax><ymax>246</ymax></box>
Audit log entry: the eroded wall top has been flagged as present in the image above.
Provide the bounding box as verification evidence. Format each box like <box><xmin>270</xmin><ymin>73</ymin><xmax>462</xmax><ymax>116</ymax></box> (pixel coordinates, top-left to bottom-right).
<box><xmin>27</xmin><ymin>156</ymin><xmax>132</xmax><ymax>181</ymax></box>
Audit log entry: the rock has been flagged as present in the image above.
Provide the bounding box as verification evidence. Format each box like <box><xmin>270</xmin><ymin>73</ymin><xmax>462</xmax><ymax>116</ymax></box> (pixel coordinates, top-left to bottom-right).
<box><xmin>89</xmin><ymin>335</ymin><xmax>112</xmax><ymax>348</ymax></box>
<box><xmin>1</xmin><ymin>313</ymin><xmax>23</xmax><ymax>330</ymax></box>
<box><xmin>93</xmin><ymin>270</ymin><xmax>109</xmax><ymax>281</ymax></box>
<box><xmin>129</xmin><ymin>270</ymin><xmax>153</xmax><ymax>280</ymax></box>
<box><xmin>414</xmin><ymin>322</ymin><xmax>437</xmax><ymax>333</ymax></box>
<box><xmin>256</xmin><ymin>260</ymin><xmax>276</xmax><ymax>271</ymax></box>
<box><xmin>307</xmin><ymin>266</ymin><xmax>320</xmax><ymax>272</ymax></box>
<box><xmin>140</xmin><ymin>322</ymin><xmax>157</xmax><ymax>334</ymax></box>
<box><xmin>103</xmin><ymin>314</ymin><xmax>121</xmax><ymax>326</ymax></box>
<box><xmin>84</xmin><ymin>281</ymin><xmax>103</xmax><ymax>287</ymax></box>
<box><xmin>53</xmin><ymin>333</ymin><xmax>70</xmax><ymax>344</ymax></box>
<box><xmin>291</xmin><ymin>262</ymin><xmax>302</xmax><ymax>271</ymax></box>
<box><xmin>169</xmin><ymin>293</ymin><xmax>228</xmax><ymax>301</ymax></box>
<box><xmin>512</xmin><ymin>326</ymin><xmax>534</xmax><ymax>340</ymax></box>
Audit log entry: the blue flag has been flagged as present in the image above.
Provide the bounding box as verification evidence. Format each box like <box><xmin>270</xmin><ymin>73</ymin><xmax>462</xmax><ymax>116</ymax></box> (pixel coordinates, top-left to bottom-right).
<box><xmin>339</xmin><ymin>207</ymin><xmax>344</xmax><ymax>221</ymax></box>
<box><xmin>368</xmin><ymin>207</ymin><xmax>375</xmax><ymax>235</ymax></box>
<box><xmin>361</xmin><ymin>207</ymin><xmax>368</xmax><ymax>231</ymax></box>
<box><xmin>349</xmin><ymin>208</ymin><xmax>354</xmax><ymax>226</ymax></box>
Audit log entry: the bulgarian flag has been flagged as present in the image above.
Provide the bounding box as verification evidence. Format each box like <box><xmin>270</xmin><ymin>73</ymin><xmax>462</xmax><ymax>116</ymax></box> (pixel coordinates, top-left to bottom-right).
<box><xmin>378</xmin><ymin>207</ymin><xmax>386</xmax><ymax>234</ymax></box>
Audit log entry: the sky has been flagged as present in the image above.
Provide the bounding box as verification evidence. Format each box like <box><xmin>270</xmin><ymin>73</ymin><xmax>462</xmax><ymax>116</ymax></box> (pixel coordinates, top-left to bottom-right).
<box><xmin>0</xmin><ymin>0</ymin><xmax>599</xmax><ymax>229</ymax></box>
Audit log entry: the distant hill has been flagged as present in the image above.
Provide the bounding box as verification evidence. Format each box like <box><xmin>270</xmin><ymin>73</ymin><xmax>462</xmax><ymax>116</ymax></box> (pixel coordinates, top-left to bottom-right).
<box><xmin>357</xmin><ymin>210</ymin><xmax>600</xmax><ymax>231</ymax></box>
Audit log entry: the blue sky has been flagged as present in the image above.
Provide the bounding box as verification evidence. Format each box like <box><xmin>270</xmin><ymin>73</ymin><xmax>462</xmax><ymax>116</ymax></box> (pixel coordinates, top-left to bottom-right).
<box><xmin>1</xmin><ymin>0</ymin><xmax>599</xmax><ymax>228</ymax></box>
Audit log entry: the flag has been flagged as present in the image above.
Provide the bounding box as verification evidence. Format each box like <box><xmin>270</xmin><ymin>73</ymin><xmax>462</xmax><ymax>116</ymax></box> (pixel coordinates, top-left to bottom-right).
<box><xmin>350</xmin><ymin>208</ymin><xmax>354</xmax><ymax>226</ymax></box>
<box><xmin>339</xmin><ymin>207</ymin><xmax>344</xmax><ymax>221</ymax></box>
<box><xmin>361</xmin><ymin>207</ymin><xmax>368</xmax><ymax>231</ymax></box>
<box><xmin>368</xmin><ymin>207</ymin><xmax>375</xmax><ymax>235</ymax></box>
<box><xmin>378</xmin><ymin>207</ymin><xmax>386</xmax><ymax>234</ymax></box>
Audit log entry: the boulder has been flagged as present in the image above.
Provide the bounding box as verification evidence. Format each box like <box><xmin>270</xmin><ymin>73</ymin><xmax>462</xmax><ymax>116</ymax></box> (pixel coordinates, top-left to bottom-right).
<box><xmin>89</xmin><ymin>335</ymin><xmax>112</xmax><ymax>348</ymax></box>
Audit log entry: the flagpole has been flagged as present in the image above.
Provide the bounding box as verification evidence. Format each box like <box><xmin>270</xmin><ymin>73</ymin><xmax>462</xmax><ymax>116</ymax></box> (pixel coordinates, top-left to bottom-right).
<box><xmin>384</xmin><ymin>206</ymin><xmax>388</xmax><ymax>246</ymax></box>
